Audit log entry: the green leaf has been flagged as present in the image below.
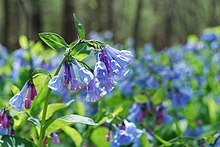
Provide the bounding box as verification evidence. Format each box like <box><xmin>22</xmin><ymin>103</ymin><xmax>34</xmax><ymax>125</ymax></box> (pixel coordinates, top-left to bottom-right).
<box><xmin>39</xmin><ymin>100</ymin><xmax>74</xmax><ymax>120</ymax></box>
<box><xmin>153</xmin><ymin>133</ymin><xmax>172</xmax><ymax>146</ymax></box>
<box><xmin>91</xmin><ymin>127</ymin><xmax>110</xmax><ymax>147</ymax></box>
<box><xmin>73</xmin><ymin>14</ymin><xmax>85</xmax><ymax>40</ymax></box>
<box><xmin>10</xmin><ymin>85</ymin><xmax>20</xmax><ymax>95</ymax></box>
<box><xmin>134</xmin><ymin>94</ymin><xmax>148</xmax><ymax>103</ymax></box>
<box><xmin>27</xmin><ymin>116</ymin><xmax>41</xmax><ymax>128</ymax></box>
<box><xmin>31</xmin><ymin>68</ymin><xmax>52</xmax><ymax>79</ymax></box>
<box><xmin>151</xmin><ymin>87</ymin><xmax>165</xmax><ymax>105</ymax></box>
<box><xmin>71</xmin><ymin>43</ymin><xmax>91</xmax><ymax>61</ymax></box>
<box><xmin>19</xmin><ymin>35</ymin><xmax>29</xmax><ymax>48</ymax></box>
<box><xmin>39</xmin><ymin>32</ymin><xmax>68</xmax><ymax>51</ymax></box>
<box><xmin>140</xmin><ymin>134</ymin><xmax>150</xmax><ymax>147</ymax></box>
<box><xmin>175</xmin><ymin>120</ymin><xmax>183</xmax><ymax>137</ymax></box>
<box><xmin>62</xmin><ymin>126</ymin><xmax>82</xmax><ymax>147</ymax></box>
<box><xmin>98</xmin><ymin>106</ymin><xmax>123</xmax><ymax>126</ymax></box>
<box><xmin>1</xmin><ymin>135</ymin><xmax>37</xmax><ymax>147</ymax></box>
<box><xmin>45</xmin><ymin>114</ymin><xmax>97</xmax><ymax>136</ymax></box>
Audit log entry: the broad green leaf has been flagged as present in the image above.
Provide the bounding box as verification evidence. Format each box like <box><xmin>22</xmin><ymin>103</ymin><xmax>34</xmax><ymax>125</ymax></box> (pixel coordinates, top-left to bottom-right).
<box><xmin>153</xmin><ymin>133</ymin><xmax>172</xmax><ymax>146</ymax></box>
<box><xmin>73</xmin><ymin>14</ymin><xmax>85</xmax><ymax>40</ymax></box>
<box><xmin>45</xmin><ymin>114</ymin><xmax>97</xmax><ymax>136</ymax></box>
<box><xmin>151</xmin><ymin>87</ymin><xmax>164</xmax><ymax>105</ymax></box>
<box><xmin>1</xmin><ymin>135</ymin><xmax>37</xmax><ymax>147</ymax></box>
<box><xmin>74</xmin><ymin>101</ymin><xmax>86</xmax><ymax>116</ymax></box>
<box><xmin>39</xmin><ymin>100</ymin><xmax>74</xmax><ymax>120</ymax></box>
<box><xmin>174</xmin><ymin>120</ymin><xmax>183</xmax><ymax>137</ymax></box>
<box><xmin>134</xmin><ymin>94</ymin><xmax>148</xmax><ymax>103</ymax></box>
<box><xmin>31</xmin><ymin>68</ymin><xmax>51</xmax><ymax>79</ymax></box>
<box><xmin>71</xmin><ymin>43</ymin><xmax>91</xmax><ymax>61</ymax></box>
<box><xmin>62</xmin><ymin>126</ymin><xmax>82</xmax><ymax>147</ymax></box>
<box><xmin>91</xmin><ymin>127</ymin><xmax>110</xmax><ymax>147</ymax></box>
<box><xmin>39</xmin><ymin>32</ymin><xmax>68</xmax><ymax>51</ymax></box>
<box><xmin>204</xmin><ymin>98</ymin><xmax>217</xmax><ymax>123</ymax></box>
<box><xmin>19</xmin><ymin>35</ymin><xmax>29</xmax><ymax>48</ymax></box>
<box><xmin>140</xmin><ymin>134</ymin><xmax>150</xmax><ymax>147</ymax></box>
<box><xmin>10</xmin><ymin>85</ymin><xmax>20</xmax><ymax>95</ymax></box>
<box><xmin>27</xmin><ymin>116</ymin><xmax>41</xmax><ymax>128</ymax></box>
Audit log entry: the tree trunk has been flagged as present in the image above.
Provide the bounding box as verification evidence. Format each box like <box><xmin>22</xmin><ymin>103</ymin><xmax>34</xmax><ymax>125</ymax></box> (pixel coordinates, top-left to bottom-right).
<box><xmin>133</xmin><ymin>0</ymin><xmax>143</xmax><ymax>56</ymax></box>
<box><xmin>63</xmin><ymin>0</ymin><xmax>77</xmax><ymax>43</ymax></box>
<box><xmin>3</xmin><ymin>0</ymin><xmax>9</xmax><ymax>48</ymax></box>
<box><xmin>106</xmin><ymin>0</ymin><xmax>114</xmax><ymax>31</ymax></box>
<box><xmin>31</xmin><ymin>0</ymin><xmax>42</xmax><ymax>40</ymax></box>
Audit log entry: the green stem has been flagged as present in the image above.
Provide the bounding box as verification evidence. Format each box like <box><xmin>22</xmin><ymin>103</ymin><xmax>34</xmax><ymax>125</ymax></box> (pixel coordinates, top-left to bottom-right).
<box><xmin>38</xmin><ymin>42</ymin><xmax>80</xmax><ymax>147</ymax></box>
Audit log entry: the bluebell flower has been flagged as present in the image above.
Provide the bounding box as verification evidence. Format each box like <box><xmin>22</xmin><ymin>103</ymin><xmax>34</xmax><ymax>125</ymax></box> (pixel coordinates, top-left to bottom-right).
<box><xmin>86</xmin><ymin>80</ymin><xmax>104</xmax><ymax>102</ymax></box>
<box><xmin>63</xmin><ymin>62</ymin><xmax>72</xmax><ymax>85</ymax></box>
<box><xmin>104</xmin><ymin>45</ymin><xmax>133</xmax><ymax>75</ymax></box>
<box><xmin>48</xmin><ymin>66</ymin><xmax>64</xmax><ymax>95</ymax></box>
<box><xmin>200</xmin><ymin>32</ymin><xmax>216</xmax><ymax>42</ymax></box>
<box><xmin>69</xmin><ymin>65</ymin><xmax>81</xmax><ymax>91</ymax></box>
<box><xmin>111</xmin><ymin>120</ymin><xmax>143</xmax><ymax>146</ymax></box>
<box><xmin>0</xmin><ymin>109</ymin><xmax>13</xmax><ymax>135</ymax></box>
<box><xmin>94</xmin><ymin>61</ymin><xmax>115</xmax><ymax>93</ymax></box>
<box><xmin>0</xmin><ymin>126</ymin><xmax>7</xmax><ymax>135</ymax></box>
<box><xmin>168</xmin><ymin>86</ymin><xmax>192</xmax><ymax>108</ymax></box>
<box><xmin>9</xmin><ymin>82</ymin><xmax>28</xmax><ymax>112</ymax></box>
<box><xmin>73</xmin><ymin>57</ymin><xmax>94</xmax><ymax>84</ymax></box>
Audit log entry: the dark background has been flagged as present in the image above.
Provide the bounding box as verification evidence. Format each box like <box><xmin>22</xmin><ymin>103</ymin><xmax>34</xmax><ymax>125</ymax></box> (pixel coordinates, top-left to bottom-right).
<box><xmin>1</xmin><ymin>0</ymin><xmax>220</xmax><ymax>51</ymax></box>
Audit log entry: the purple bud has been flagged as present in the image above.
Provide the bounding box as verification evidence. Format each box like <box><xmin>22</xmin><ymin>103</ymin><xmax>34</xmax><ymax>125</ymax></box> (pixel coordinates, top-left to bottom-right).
<box><xmin>64</xmin><ymin>62</ymin><xmax>72</xmax><ymax>85</ymax></box>
<box><xmin>51</xmin><ymin>132</ymin><xmax>60</xmax><ymax>144</ymax></box>
<box><xmin>24</xmin><ymin>99</ymin><xmax>32</xmax><ymax>109</ymax></box>
<box><xmin>106</xmin><ymin>130</ymin><xmax>111</xmax><ymax>142</ymax></box>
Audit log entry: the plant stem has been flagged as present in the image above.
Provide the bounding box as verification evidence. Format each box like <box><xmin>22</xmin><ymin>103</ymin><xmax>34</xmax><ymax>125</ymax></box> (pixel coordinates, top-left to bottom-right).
<box><xmin>38</xmin><ymin>42</ymin><xmax>80</xmax><ymax>147</ymax></box>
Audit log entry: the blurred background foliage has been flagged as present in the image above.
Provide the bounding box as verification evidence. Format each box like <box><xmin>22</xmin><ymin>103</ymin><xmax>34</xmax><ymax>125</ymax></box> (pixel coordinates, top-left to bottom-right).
<box><xmin>1</xmin><ymin>0</ymin><xmax>220</xmax><ymax>51</ymax></box>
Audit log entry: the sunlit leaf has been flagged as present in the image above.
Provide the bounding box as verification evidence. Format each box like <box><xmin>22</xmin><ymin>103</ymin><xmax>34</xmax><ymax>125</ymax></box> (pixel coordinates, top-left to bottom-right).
<box><xmin>73</xmin><ymin>14</ymin><xmax>85</xmax><ymax>40</ymax></box>
<box><xmin>62</xmin><ymin>126</ymin><xmax>82</xmax><ymax>147</ymax></box>
<box><xmin>39</xmin><ymin>32</ymin><xmax>68</xmax><ymax>51</ymax></box>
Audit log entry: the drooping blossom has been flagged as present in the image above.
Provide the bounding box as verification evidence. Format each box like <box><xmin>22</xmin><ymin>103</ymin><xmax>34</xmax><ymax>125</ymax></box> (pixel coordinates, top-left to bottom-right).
<box><xmin>50</xmin><ymin>132</ymin><xmax>60</xmax><ymax>144</ymax></box>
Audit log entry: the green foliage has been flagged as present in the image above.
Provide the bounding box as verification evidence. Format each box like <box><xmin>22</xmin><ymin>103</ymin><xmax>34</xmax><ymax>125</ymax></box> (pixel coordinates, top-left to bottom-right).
<box><xmin>45</xmin><ymin>114</ymin><xmax>97</xmax><ymax>136</ymax></box>
<box><xmin>62</xmin><ymin>126</ymin><xmax>82</xmax><ymax>147</ymax></box>
<box><xmin>39</xmin><ymin>33</ymin><xmax>68</xmax><ymax>51</ymax></box>
<box><xmin>10</xmin><ymin>85</ymin><xmax>20</xmax><ymax>95</ymax></box>
<box><xmin>1</xmin><ymin>135</ymin><xmax>37</xmax><ymax>147</ymax></box>
<box><xmin>38</xmin><ymin>100</ymin><xmax>74</xmax><ymax>120</ymax></box>
<box><xmin>134</xmin><ymin>94</ymin><xmax>148</xmax><ymax>103</ymax></box>
<box><xmin>73</xmin><ymin>14</ymin><xmax>85</xmax><ymax>40</ymax></box>
<box><xmin>153</xmin><ymin>133</ymin><xmax>172</xmax><ymax>146</ymax></box>
<box><xmin>91</xmin><ymin>127</ymin><xmax>110</xmax><ymax>147</ymax></box>
<box><xmin>70</xmin><ymin>42</ymin><xmax>91</xmax><ymax>61</ymax></box>
<box><xmin>151</xmin><ymin>87</ymin><xmax>165</xmax><ymax>105</ymax></box>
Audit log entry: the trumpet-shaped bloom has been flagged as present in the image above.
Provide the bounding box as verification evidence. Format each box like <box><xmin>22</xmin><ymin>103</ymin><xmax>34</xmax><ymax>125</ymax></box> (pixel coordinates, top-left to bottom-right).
<box><xmin>73</xmin><ymin>57</ymin><xmax>94</xmax><ymax>84</ymax></box>
<box><xmin>111</xmin><ymin>120</ymin><xmax>143</xmax><ymax>147</ymax></box>
<box><xmin>86</xmin><ymin>80</ymin><xmax>104</xmax><ymax>102</ymax></box>
<box><xmin>9</xmin><ymin>82</ymin><xmax>28</xmax><ymax>112</ymax></box>
<box><xmin>48</xmin><ymin>66</ymin><xmax>64</xmax><ymax>95</ymax></box>
<box><xmin>69</xmin><ymin>65</ymin><xmax>81</xmax><ymax>91</ymax></box>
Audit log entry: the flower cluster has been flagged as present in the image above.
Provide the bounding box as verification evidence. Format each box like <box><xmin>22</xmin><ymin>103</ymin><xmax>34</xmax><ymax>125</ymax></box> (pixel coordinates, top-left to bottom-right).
<box><xmin>128</xmin><ymin>102</ymin><xmax>172</xmax><ymax>125</ymax></box>
<box><xmin>9</xmin><ymin>80</ymin><xmax>37</xmax><ymax>111</ymax></box>
<box><xmin>110</xmin><ymin>120</ymin><xmax>143</xmax><ymax>147</ymax></box>
<box><xmin>0</xmin><ymin>109</ymin><xmax>13</xmax><ymax>135</ymax></box>
<box><xmin>48</xmin><ymin>45</ymin><xmax>133</xmax><ymax>102</ymax></box>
